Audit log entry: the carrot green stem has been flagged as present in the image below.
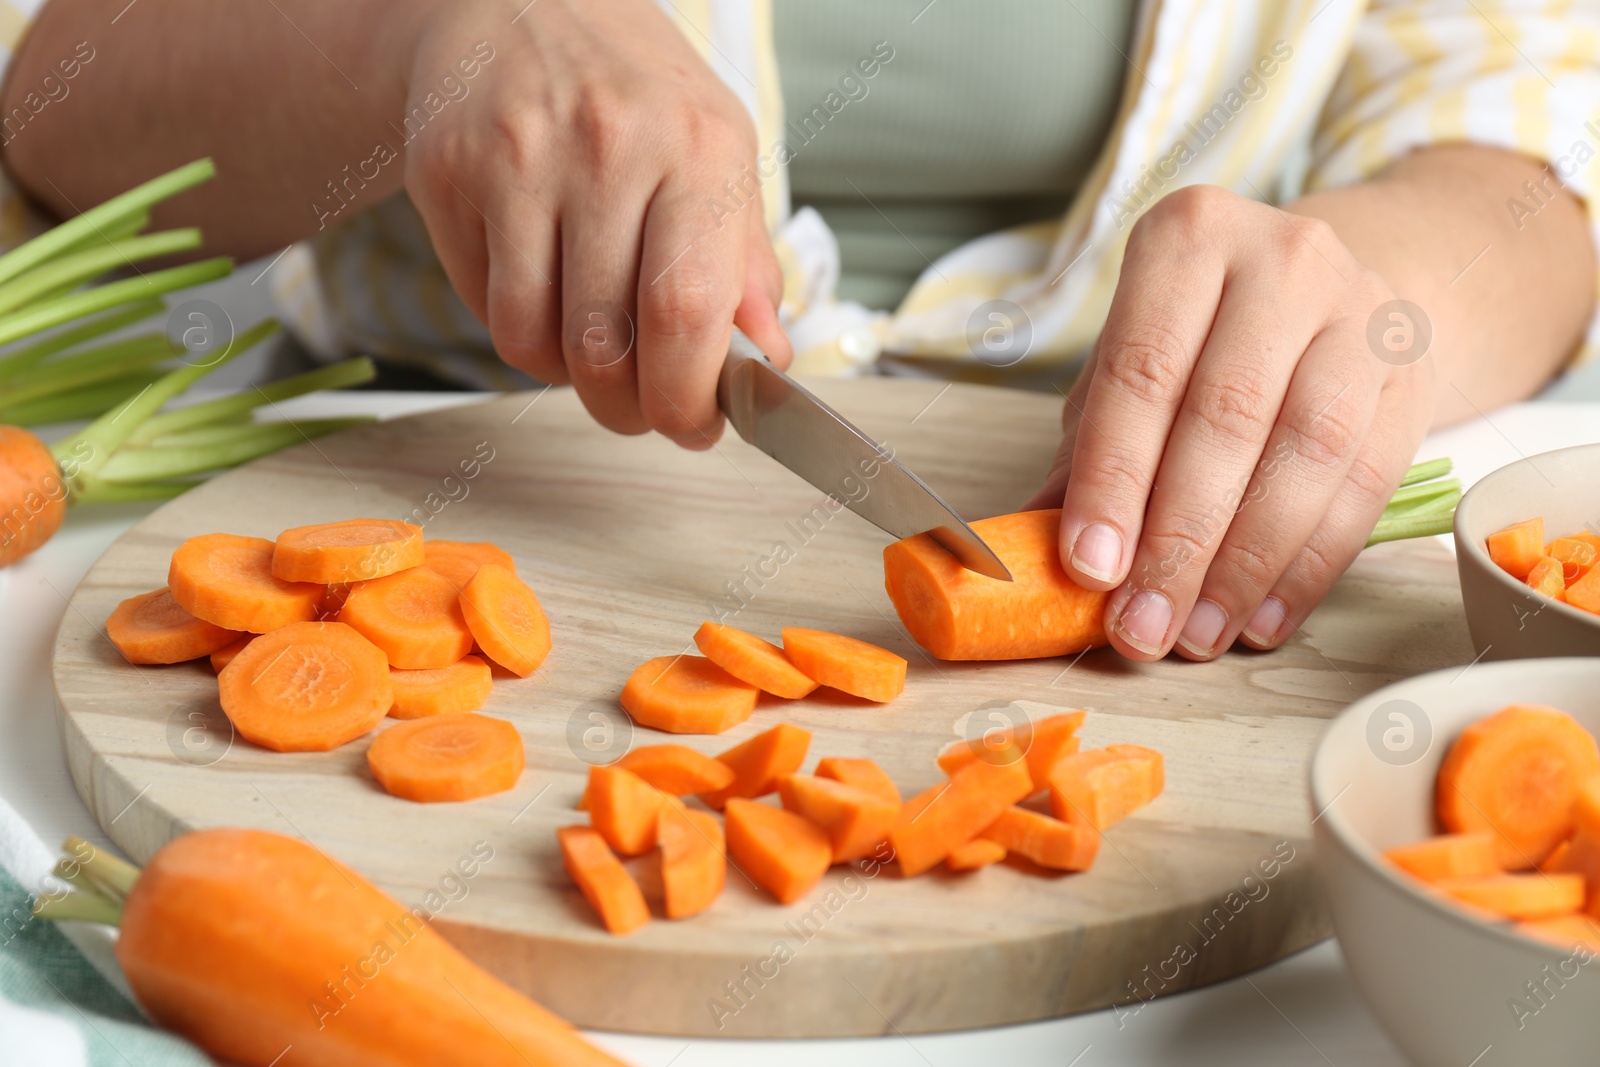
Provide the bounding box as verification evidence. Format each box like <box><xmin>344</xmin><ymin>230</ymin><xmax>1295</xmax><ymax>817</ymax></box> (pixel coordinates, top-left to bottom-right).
<box><xmin>0</xmin><ymin>370</ymin><xmax>167</xmax><ymax>426</ymax></box>
<box><xmin>97</xmin><ymin>416</ymin><xmax>371</xmax><ymax>482</ymax></box>
<box><xmin>1384</xmin><ymin>477</ymin><xmax>1462</xmax><ymax>511</ymax></box>
<box><xmin>1367</xmin><ymin>504</ymin><xmax>1460</xmax><ymax>546</ymax></box>
<box><xmin>127</xmin><ymin>356</ymin><xmax>377</xmax><ymax>443</ymax></box>
<box><xmin>55</xmin><ymin>208</ymin><xmax>151</xmax><ymax>259</ymax></box>
<box><xmin>63</xmin><ymin>835</ymin><xmax>141</xmax><ymax>901</ymax></box>
<box><xmin>69</xmin><ymin>476</ymin><xmax>200</xmax><ymax>504</ymax></box>
<box><xmin>0</xmin><ymin>334</ymin><xmax>174</xmax><ymax>407</ymax></box>
<box><xmin>0</xmin><ymin>228</ymin><xmax>202</xmax><ymax>318</ymax></box>
<box><xmin>51</xmin><ymin>858</ymin><xmax>115</xmax><ymax>900</ymax></box>
<box><xmin>0</xmin><ymin>257</ymin><xmax>232</xmax><ymax>350</ymax></box>
<box><xmin>0</xmin><ymin>300</ymin><xmax>164</xmax><ymax>383</ymax></box>
<box><xmin>32</xmin><ymin>890</ymin><xmax>123</xmax><ymax>925</ymax></box>
<box><xmin>1398</xmin><ymin>458</ymin><xmax>1452</xmax><ymax>488</ymax></box>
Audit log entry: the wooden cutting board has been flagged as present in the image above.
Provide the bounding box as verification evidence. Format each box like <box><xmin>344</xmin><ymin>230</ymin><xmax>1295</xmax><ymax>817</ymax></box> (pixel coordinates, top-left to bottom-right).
<box><xmin>51</xmin><ymin>380</ymin><xmax>1473</xmax><ymax>1038</ymax></box>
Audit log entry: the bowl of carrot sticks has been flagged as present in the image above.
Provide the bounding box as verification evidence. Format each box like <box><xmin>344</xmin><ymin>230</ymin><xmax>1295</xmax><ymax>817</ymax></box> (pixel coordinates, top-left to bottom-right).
<box><xmin>1453</xmin><ymin>442</ymin><xmax>1600</xmax><ymax>660</ymax></box>
<box><xmin>1312</xmin><ymin>658</ymin><xmax>1600</xmax><ymax>1067</ymax></box>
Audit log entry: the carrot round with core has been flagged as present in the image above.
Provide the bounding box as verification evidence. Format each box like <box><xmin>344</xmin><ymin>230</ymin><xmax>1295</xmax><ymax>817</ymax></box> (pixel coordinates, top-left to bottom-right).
<box><xmin>168</xmin><ymin>533</ymin><xmax>321</xmax><ymax>633</ymax></box>
<box><xmin>694</xmin><ymin>621</ymin><xmax>818</xmax><ymax>699</ymax></box>
<box><xmin>724</xmin><ymin>798</ymin><xmax>832</xmax><ymax>904</ymax></box>
<box><xmin>700</xmin><ymin>723</ymin><xmax>812</xmax><ymax>810</ymax></box>
<box><xmin>620</xmin><ymin>655</ymin><xmax>758</xmax><ymax>735</ymax></box>
<box><xmin>1486</xmin><ymin>517</ymin><xmax>1545</xmax><ymax>580</ymax></box>
<box><xmin>779</xmin><ymin>627</ymin><xmax>905</xmax><ymax>702</ymax></box>
<box><xmin>208</xmin><ymin>634</ymin><xmax>253</xmax><ymax>674</ymax></box>
<box><xmin>459</xmin><ymin>563</ymin><xmax>551</xmax><ymax>677</ymax></box>
<box><xmin>424</xmin><ymin>539</ymin><xmax>518</xmax><ymax>591</ymax></box>
<box><xmin>218</xmin><ymin>621</ymin><xmax>391</xmax><ymax>752</ymax></box>
<box><xmin>892</xmin><ymin>751</ymin><xmax>1035</xmax><ymax>877</ymax></box>
<box><xmin>367</xmin><ymin>713</ymin><xmax>524</xmax><ymax>803</ymax></box>
<box><xmin>1049</xmin><ymin>744</ymin><xmax>1165</xmax><ymax>831</ymax></box>
<box><xmin>586</xmin><ymin>765</ymin><xmax>669</xmax><ymax>856</ymax></box>
<box><xmin>558</xmin><ymin>825</ymin><xmax>651</xmax><ymax>935</ymax></box>
<box><xmin>1383</xmin><ymin>831</ymin><xmax>1502</xmax><ymax>883</ymax></box>
<box><xmin>271</xmin><ymin>518</ymin><xmax>422</xmax><ymax>584</ymax></box>
<box><xmin>778</xmin><ymin>774</ymin><xmax>900</xmax><ymax>864</ymax></box>
<box><xmin>815</xmin><ymin>757</ymin><xmax>901</xmax><ymax>804</ymax></box>
<box><xmin>0</xmin><ymin>425</ymin><xmax>66</xmax><ymax>567</ymax></box>
<box><xmin>945</xmin><ymin>838</ymin><xmax>1006</xmax><ymax>872</ymax></box>
<box><xmin>883</xmin><ymin>509</ymin><xmax>1108</xmax><ymax>661</ymax></box>
<box><xmin>339</xmin><ymin>566</ymin><xmax>475</xmax><ymax>669</ymax></box>
<box><xmin>389</xmin><ymin>656</ymin><xmax>494</xmax><ymax>719</ymax></box>
<box><xmin>658</xmin><ymin>800</ymin><xmax>725</xmax><ymax>919</ymax></box>
<box><xmin>106</xmin><ymin>587</ymin><xmax>241</xmax><ymax>664</ymax></box>
<box><xmin>1436</xmin><ymin>872</ymin><xmax>1585</xmax><ymax>921</ymax></box>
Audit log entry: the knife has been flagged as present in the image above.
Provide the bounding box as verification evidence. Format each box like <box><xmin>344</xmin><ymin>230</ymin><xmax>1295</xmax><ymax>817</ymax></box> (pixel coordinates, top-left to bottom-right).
<box><xmin>716</xmin><ymin>331</ymin><xmax>1013</xmax><ymax>582</ymax></box>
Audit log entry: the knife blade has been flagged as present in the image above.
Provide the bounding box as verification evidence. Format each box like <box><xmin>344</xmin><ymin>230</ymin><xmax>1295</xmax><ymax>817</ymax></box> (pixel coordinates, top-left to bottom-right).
<box><xmin>717</xmin><ymin>331</ymin><xmax>1013</xmax><ymax>582</ymax></box>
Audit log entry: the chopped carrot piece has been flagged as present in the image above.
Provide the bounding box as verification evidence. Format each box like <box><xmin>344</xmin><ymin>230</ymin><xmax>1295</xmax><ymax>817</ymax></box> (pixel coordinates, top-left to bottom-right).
<box><xmin>980</xmin><ymin>807</ymin><xmax>1099</xmax><ymax>871</ymax></box>
<box><xmin>1539</xmin><ymin>839</ymin><xmax>1574</xmax><ymax>875</ymax></box>
<box><xmin>209</xmin><ymin>634</ymin><xmax>254</xmax><ymax>674</ymax></box>
<box><xmin>271</xmin><ymin>518</ymin><xmax>423</xmax><ymax>584</ymax></box>
<box><xmin>777</xmin><ymin>774</ymin><xmax>900</xmax><ymax>863</ymax></box>
<box><xmin>586</xmin><ymin>765</ymin><xmax>669</xmax><ymax>856</ymax></box>
<box><xmin>1547</xmin><ymin>537</ymin><xmax>1598</xmax><ymax>584</ymax></box>
<box><xmin>576</xmin><ymin>745</ymin><xmax>736</xmax><ymax>810</ymax></box>
<box><xmin>1554</xmin><ymin>779</ymin><xmax>1600</xmax><ymax>912</ymax></box>
<box><xmin>339</xmin><ymin>567</ymin><xmax>474</xmax><ymax>669</ymax></box>
<box><xmin>1518</xmin><ymin>913</ymin><xmax>1600</xmax><ymax>952</ymax></box>
<box><xmin>218</xmin><ymin>621</ymin><xmax>391</xmax><ymax>752</ymax></box>
<box><xmin>815</xmin><ymin>757</ymin><xmax>901</xmax><ymax>804</ymax></box>
<box><xmin>1436</xmin><ymin>704</ymin><xmax>1600</xmax><ymax>868</ymax></box>
<box><xmin>1526</xmin><ymin>556</ymin><xmax>1567</xmax><ymax>599</ymax></box>
<box><xmin>1486</xmin><ymin>517</ymin><xmax>1546</xmax><ymax>579</ymax></box>
<box><xmin>367</xmin><ymin>713</ymin><xmax>524</xmax><ymax>803</ymax></box>
<box><xmin>1567</xmin><ymin>566</ymin><xmax>1600</xmax><ymax>615</ymax></box>
<box><xmin>1436</xmin><ymin>872</ymin><xmax>1585</xmax><ymax>921</ymax></box>
<box><xmin>938</xmin><ymin>711</ymin><xmax>1087</xmax><ymax>791</ymax></box>
<box><xmin>778</xmin><ymin>627</ymin><xmax>906</xmax><ymax>702</ymax></box>
<box><xmin>1049</xmin><ymin>744</ymin><xmax>1165</xmax><ymax>831</ymax></box>
<box><xmin>168</xmin><ymin>533</ymin><xmax>322</xmax><ymax>633</ymax></box>
<box><xmin>619</xmin><ymin>656</ymin><xmax>757</xmax><ymax>735</ymax></box>
<box><xmin>388</xmin><ymin>655</ymin><xmax>494</xmax><ymax>719</ymax></box>
<box><xmin>724</xmin><ymin>798</ymin><xmax>831</xmax><ymax>904</ymax></box>
<box><xmin>107</xmin><ymin>587</ymin><xmax>241</xmax><ymax>664</ymax></box>
<box><xmin>700</xmin><ymin>723</ymin><xmax>812</xmax><ymax>810</ymax></box>
<box><xmin>557</xmin><ymin>825</ymin><xmax>650</xmax><ymax>935</ymax></box>
<box><xmin>1383</xmin><ymin>832</ymin><xmax>1501</xmax><ymax>883</ymax></box>
<box><xmin>423</xmin><ymin>540</ymin><xmax>517</xmax><ymax>591</ymax></box>
<box><xmin>458</xmin><ymin>564</ymin><xmax>551</xmax><ymax>677</ymax></box>
<box><xmin>658</xmin><ymin>800</ymin><xmax>725</xmax><ymax>919</ymax></box>
<box><xmin>693</xmin><ymin>621</ymin><xmax>818</xmax><ymax>699</ymax></box>
<box><xmin>891</xmin><ymin>751</ymin><xmax>1035</xmax><ymax>877</ymax></box>
<box><xmin>945</xmin><ymin>839</ymin><xmax>1006</xmax><ymax>872</ymax></box>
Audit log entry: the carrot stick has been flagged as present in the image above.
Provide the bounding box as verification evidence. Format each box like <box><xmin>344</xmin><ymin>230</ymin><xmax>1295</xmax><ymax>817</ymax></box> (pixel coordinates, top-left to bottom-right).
<box><xmin>938</xmin><ymin>711</ymin><xmax>1086</xmax><ymax>791</ymax></box>
<box><xmin>338</xmin><ymin>567</ymin><xmax>474</xmax><ymax>669</ymax></box>
<box><xmin>658</xmin><ymin>800</ymin><xmax>725</xmax><ymax>919</ymax></box>
<box><xmin>723</xmin><ymin>798</ymin><xmax>832</xmax><ymax>904</ymax></box>
<box><xmin>619</xmin><ymin>655</ymin><xmax>758</xmax><ymax>735</ymax></box>
<box><xmin>585</xmin><ymin>765</ymin><xmax>670</xmax><ymax>856</ymax></box>
<box><xmin>778</xmin><ymin>774</ymin><xmax>900</xmax><ymax>864</ymax></box>
<box><xmin>1525</xmin><ymin>556</ymin><xmax>1566</xmax><ymax>599</ymax></box>
<box><xmin>1383</xmin><ymin>831</ymin><xmax>1502</xmax><ymax>884</ymax></box>
<box><xmin>458</xmin><ymin>563</ymin><xmax>551</xmax><ymax>677</ymax></box>
<box><xmin>208</xmin><ymin>634</ymin><xmax>253</xmax><ymax>674</ymax></box>
<box><xmin>891</xmin><ymin>751</ymin><xmax>1035</xmax><ymax>877</ymax></box>
<box><xmin>424</xmin><ymin>540</ymin><xmax>517</xmax><ymax>591</ymax></box>
<box><xmin>693</xmin><ymin>621</ymin><xmax>818</xmax><ymax>699</ymax></box>
<box><xmin>1518</xmin><ymin>913</ymin><xmax>1600</xmax><ymax>952</ymax></box>
<box><xmin>980</xmin><ymin>807</ymin><xmax>1100</xmax><ymax>871</ymax></box>
<box><xmin>106</xmin><ymin>587</ymin><xmax>241</xmax><ymax>664</ymax></box>
<box><xmin>1436</xmin><ymin>872</ymin><xmax>1585</xmax><ymax>921</ymax></box>
<box><xmin>557</xmin><ymin>826</ymin><xmax>651</xmax><ymax>936</ymax></box>
<box><xmin>945</xmin><ymin>839</ymin><xmax>1006</xmax><ymax>872</ymax></box>
<box><xmin>271</xmin><ymin>518</ymin><xmax>423</xmax><ymax>583</ymax></box>
<box><xmin>0</xmin><ymin>425</ymin><xmax>67</xmax><ymax>566</ymax></box>
<box><xmin>168</xmin><ymin>533</ymin><xmax>321</xmax><ymax>633</ymax></box>
<box><xmin>699</xmin><ymin>723</ymin><xmax>812</xmax><ymax>811</ymax></box>
<box><xmin>779</xmin><ymin>627</ymin><xmax>906</xmax><ymax>702</ymax></box>
<box><xmin>814</xmin><ymin>757</ymin><xmax>901</xmax><ymax>804</ymax></box>
<box><xmin>388</xmin><ymin>655</ymin><xmax>494</xmax><ymax>719</ymax></box>
<box><xmin>1547</xmin><ymin>537</ymin><xmax>1598</xmax><ymax>583</ymax></box>
<box><xmin>217</xmin><ymin>621</ymin><xmax>391</xmax><ymax>752</ymax></box>
<box><xmin>1048</xmin><ymin>744</ymin><xmax>1165</xmax><ymax>831</ymax></box>
<box><xmin>1486</xmin><ymin>517</ymin><xmax>1546</xmax><ymax>579</ymax></box>
<box><xmin>1435</xmin><ymin>704</ymin><xmax>1600</xmax><ymax>868</ymax></box>
<box><xmin>367</xmin><ymin>713</ymin><xmax>524</xmax><ymax>803</ymax></box>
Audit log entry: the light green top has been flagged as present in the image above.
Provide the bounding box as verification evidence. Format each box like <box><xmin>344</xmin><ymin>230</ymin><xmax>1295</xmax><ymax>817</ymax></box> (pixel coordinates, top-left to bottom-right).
<box><xmin>773</xmin><ymin>1</ymin><xmax>1136</xmax><ymax>310</ymax></box>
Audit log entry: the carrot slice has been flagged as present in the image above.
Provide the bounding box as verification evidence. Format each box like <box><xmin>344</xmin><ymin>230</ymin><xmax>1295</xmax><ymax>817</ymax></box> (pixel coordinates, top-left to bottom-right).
<box><xmin>699</xmin><ymin>723</ymin><xmax>812</xmax><ymax>810</ymax></box>
<box><xmin>1567</xmin><ymin>566</ymin><xmax>1600</xmax><ymax>615</ymax></box>
<box><xmin>1547</xmin><ymin>537</ymin><xmax>1598</xmax><ymax>584</ymax></box>
<box><xmin>814</xmin><ymin>757</ymin><xmax>901</xmax><ymax>804</ymax></box>
<box><xmin>340</xmin><ymin>567</ymin><xmax>474</xmax><ymax>669</ymax></box>
<box><xmin>1049</xmin><ymin>744</ymin><xmax>1165</xmax><ymax>831</ymax></box>
<box><xmin>209</xmin><ymin>634</ymin><xmax>254</xmax><ymax>674</ymax></box>
<box><xmin>423</xmin><ymin>540</ymin><xmax>517</xmax><ymax>591</ymax></box>
<box><xmin>169</xmin><ymin>533</ymin><xmax>322</xmax><ymax>633</ymax></box>
<box><xmin>883</xmin><ymin>509</ymin><xmax>1108</xmax><ymax>660</ymax></box>
<box><xmin>777</xmin><ymin>775</ymin><xmax>900</xmax><ymax>863</ymax></box>
<box><xmin>459</xmin><ymin>564</ymin><xmax>551</xmax><ymax>676</ymax></box>
<box><xmin>980</xmin><ymin>807</ymin><xmax>1100</xmax><ymax>871</ymax></box>
<box><xmin>1436</xmin><ymin>872</ymin><xmax>1585</xmax><ymax>921</ymax></box>
<box><xmin>367</xmin><ymin>713</ymin><xmax>524</xmax><ymax>803</ymax></box>
<box><xmin>1518</xmin><ymin>913</ymin><xmax>1600</xmax><ymax>952</ymax></box>
<box><xmin>891</xmin><ymin>751</ymin><xmax>1035</xmax><ymax>877</ymax></box>
<box><xmin>1486</xmin><ymin>517</ymin><xmax>1546</xmax><ymax>580</ymax></box>
<box><xmin>1384</xmin><ymin>831</ymin><xmax>1502</xmax><ymax>883</ymax></box>
<box><xmin>218</xmin><ymin>621</ymin><xmax>391</xmax><ymax>752</ymax></box>
<box><xmin>945</xmin><ymin>839</ymin><xmax>1006</xmax><ymax>872</ymax></box>
<box><xmin>693</xmin><ymin>621</ymin><xmax>818</xmax><ymax>699</ymax></box>
<box><xmin>388</xmin><ymin>655</ymin><xmax>494</xmax><ymax>719</ymax></box>
<box><xmin>724</xmin><ymin>798</ymin><xmax>831</xmax><ymax>904</ymax></box>
<box><xmin>557</xmin><ymin>825</ymin><xmax>650</xmax><ymax>935</ymax></box>
<box><xmin>575</xmin><ymin>745</ymin><xmax>737</xmax><ymax>810</ymax></box>
<box><xmin>107</xmin><ymin>587</ymin><xmax>241</xmax><ymax>664</ymax></box>
<box><xmin>1436</xmin><ymin>704</ymin><xmax>1600</xmax><ymax>868</ymax></box>
<box><xmin>620</xmin><ymin>656</ymin><xmax>758</xmax><ymax>735</ymax></box>
<box><xmin>271</xmin><ymin>518</ymin><xmax>423</xmax><ymax>584</ymax></box>
<box><xmin>779</xmin><ymin>627</ymin><xmax>906</xmax><ymax>702</ymax></box>
<box><xmin>938</xmin><ymin>711</ymin><xmax>1087</xmax><ymax>791</ymax></box>
<box><xmin>658</xmin><ymin>800</ymin><xmax>725</xmax><ymax>919</ymax></box>
<box><xmin>586</xmin><ymin>765</ymin><xmax>669</xmax><ymax>856</ymax></box>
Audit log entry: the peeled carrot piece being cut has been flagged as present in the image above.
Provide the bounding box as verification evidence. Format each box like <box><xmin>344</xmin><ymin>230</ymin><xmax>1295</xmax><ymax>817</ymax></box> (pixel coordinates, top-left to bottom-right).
<box><xmin>883</xmin><ymin>509</ymin><xmax>1107</xmax><ymax>660</ymax></box>
<box><xmin>208</xmin><ymin>634</ymin><xmax>253</xmax><ymax>674</ymax></box>
<box><xmin>586</xmin><ymin>765</ymin><xmax>669</xmax><ymax>856</ymax></box>
<box><xmin>1567</xmin><ymin>566</ymin><xmax>1600</xmax><ymax>615</ymax></box>
<box><xmin>106</xmin><ymin>587</ymin><xmax>241</xmax><ymax>664</ymax></box>
<box><xmin>778</xmin><ymin>774</ymin><xmax>900</xmax><ymax>863</ymax></box>
<box><xmin>1435</xmin><ymin>704</ymin><xmax>1600</xmax><ymax>868</ymax></box>
<box><xmin>815</xmin><ymin>757</ymin><xmax>900</xmax><ymax>804</ymax></box>
<box><xmin>945</xmin><ymin>838</ymin><xmax>1006</xmax><ymax>872</ymax></box>
<box><xmin>658</xmin><ymin>800</ymin><xmax>725</xmax><ymax>919</ymax></box>
<box><xmin>1383</xmin><ymin>831</ymin><xmax>1502</xmax><ymax>883</ymax></box>
<box><xmin>980</xmin><ymin>807</ymin><xmax>1099</xmax><ymax>871</ymax></box>
<box><xmin>779</xmin><ymin>627</ymin><xmax>905</xmax><ymax>702</ymax></box>
<box><xmin>1525</xmin><ymin>555</ymin><xmax>1566</xmax><ymax>599</ymax></box>
<box><xmin>389</xmin><ymin>655</ymin><xmax>494</xmax><ymax>719</ymax></box>
<box><xmin>423</xmin><ymin>539</ymin><xmax>517</xmax><ymax>591</ymax></box>
<box><xmin>558</xmin><ymin>825</ymin><xmax>650</xmax><ymax>935</ymax></box>
<box><xmin>1486</xmin><ymin>517</ymin><xmax>1546</xmax><ymax>580</ymax></box>
<box><xmin>271</xmin><ymin>518</ymin><xmax>423</xmax><ymax>584</ymax></box>
<box><xmin>693</xmin><ymin>621</ymin><xmax>818</xmax><ymax>699</ymax></box>
<box><xmin>340</xmin><ymin>567</ymin><xmax>475</xmax><ymax>669</ymax></box>
<box><xmin>892</xmin><ymin>751</ymin><xmax>1035</xmax><ymax>877</ymax></box>
<box><xmin>1547</xmin><ymin>537</ymin><xmax>1598</xmax><ymax>584</ymax></box>
<box><xmin>1518</xmin><ymin>913</ymin><xmax>1600</xmax><ymax>952</ymax></box>
<box><xmin>575</xmin><ymin>744</ymin><xmax>736</xmax><ymax>810</ymax></box>
<box><xmin>1049</xmin><ymin>744</ymin><xmax>1165</xmax><ymax>831</ymax></box>
<box><xmin>459</xmin><ymin>564</ymin><xmax>551</xmax><ymax>677</ymax></box>
<box><xmin>1436</xmin><ymin>872</ymin><xmax>1585</xmax><ymax>921</ymax></box>
<box><xmin>620</xmin><ymin>655</ymin><xmax>758</xmax><ymax>735</ymax></box>
<box><xmin>724</xmin><ymin>798</ymin><xmax>831</xmax><ymax>904</ymax></box>
<box><xmin>218</xmin><ymin>621</ymin><xmax>391</xmax><ymax>752</ymax></box>
<box><xmin>938</xmin><ymin>711</ymin><xmax>1087</xmax><ymax>791</ymax></box>
<box><xmin>168</xmin><ymin>533</ymin><xmax>321</xmax><ymax>633</ymax></box>
<box><xmin>700</xmin><ymin>723</ymin><xmax>812</xmax><ymax>810</ymax></box>
<box><xmin>367</xmin><ymin>713</ymin><xmax>524</xmax><ymax>803</ymax></box>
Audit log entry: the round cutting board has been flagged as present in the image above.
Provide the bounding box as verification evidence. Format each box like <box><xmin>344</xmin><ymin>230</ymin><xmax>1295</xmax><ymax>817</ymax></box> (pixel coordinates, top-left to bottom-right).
<box><xmin>52</xmin><ymin>380</ymin><xmax>1473</xmax><ymax>1038</ymax></box>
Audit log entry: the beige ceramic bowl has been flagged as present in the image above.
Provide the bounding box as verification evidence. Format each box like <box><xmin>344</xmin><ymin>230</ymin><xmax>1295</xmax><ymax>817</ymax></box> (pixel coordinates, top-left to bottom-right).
<box><xmin>1312</xmin><ymin>658</ymin><xmax>1598</xmax><ymax>1067</ymax></box>
<box><xmin>1454</xmin><ymin>442</ymin><xmax>1600</xmax><ymax>659</ymax></box>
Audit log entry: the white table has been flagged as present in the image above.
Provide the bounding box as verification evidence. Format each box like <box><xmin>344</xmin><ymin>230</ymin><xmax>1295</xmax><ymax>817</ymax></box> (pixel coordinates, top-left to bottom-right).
<box><xmin>5</xmin><ymin>391</ymin><xmax>1595</xmax><ymax>1067</ymax></box>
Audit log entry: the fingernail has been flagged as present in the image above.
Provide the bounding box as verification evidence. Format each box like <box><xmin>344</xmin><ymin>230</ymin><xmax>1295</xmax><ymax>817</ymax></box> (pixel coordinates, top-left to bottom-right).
<box><xmin>1176</xmin><ymin>598</ymin><xmax>1228</xmax><ymax>657</ymax></box>
<box><xmin>1243</xmin><ymin>596</ymin><xmax>1287</xmax><ymax>646</ymax></box>
<box><xmin>1071</xmin><ymin>523</ymin><xmax>1123</xmax><ymax>583</ymax></box>
<box><xmin>1115</xmin><ymin>590</ymin><xmax>1173</xmax><ymax>656</ymax></box>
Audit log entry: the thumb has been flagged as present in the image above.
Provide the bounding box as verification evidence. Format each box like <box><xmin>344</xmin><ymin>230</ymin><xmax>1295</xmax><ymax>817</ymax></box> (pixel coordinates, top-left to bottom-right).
<box><xmin>733</xmin><ymin>202</ymin><xmax>793</xmax><ymax>368</ymax></box>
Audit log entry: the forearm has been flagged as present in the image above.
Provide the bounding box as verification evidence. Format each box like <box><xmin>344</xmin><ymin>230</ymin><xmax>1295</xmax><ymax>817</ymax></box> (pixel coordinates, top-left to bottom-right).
<box><xmin>1287</xmin><ymin>144</ymin><xmax>1596</xmax><ymax>426</ymax></box>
